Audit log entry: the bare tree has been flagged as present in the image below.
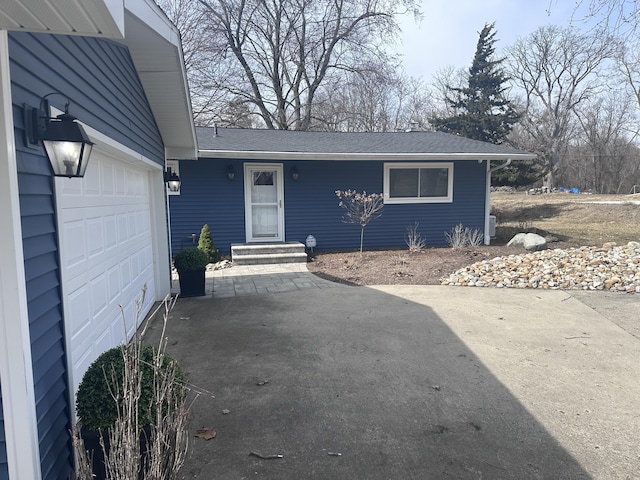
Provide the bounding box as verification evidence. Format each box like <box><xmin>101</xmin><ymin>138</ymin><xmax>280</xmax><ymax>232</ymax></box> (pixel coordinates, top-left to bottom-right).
<box><xmin>313</xmin><ymin>65</ymin><xmax>431</xmax><ymax>132</ymax></box>
<box><xmin>156</xmin><ymin>0</ymin><xmax>234</xmax><ymax>124</ymax></box>
<box><xmin>158</xmin><ymin>0</ymin><xmax>420</xmax><ymax>130</ymax></box>
<box><xmin>427</xmin><ymin>65</ymin><xmax>467</xmax><ymax>119</ymax></box>
<box><xmin>506</xmin><ymin>25</ymin><xmax>615</xmax><ymax>188</ymax></box>
<box><xmin>335</xmin><ymin>190</ymin><xmax>384</xmax><ymax>253</ymax></box>
<box><xmin>569</xmin><ymin>91</ymin><xmax>640</xmax><ymax>193</ymax></box>
<box><xmin>569</xmin><ymin>0</ymin><xmax>640</xmax><ymax>37</ymax></box>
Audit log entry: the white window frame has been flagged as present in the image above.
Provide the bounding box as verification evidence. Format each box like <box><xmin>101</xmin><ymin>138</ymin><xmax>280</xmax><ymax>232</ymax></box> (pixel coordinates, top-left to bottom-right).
<box><xmin>166</xmin><ymin>160</ymin><xmax>180</xmax><ymax>195</ymax></box>
<box><xmin>383</xmin><ymin>162</ymin><xmax>453</xmax><ymax>204</ymax></box>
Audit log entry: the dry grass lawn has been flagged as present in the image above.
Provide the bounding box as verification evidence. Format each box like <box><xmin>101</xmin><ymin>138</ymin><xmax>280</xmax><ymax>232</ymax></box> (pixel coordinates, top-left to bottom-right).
<box><xmin>491</xmin><ymin>192</ymin><xmax>640</xmax><ymax>246</ymax></box>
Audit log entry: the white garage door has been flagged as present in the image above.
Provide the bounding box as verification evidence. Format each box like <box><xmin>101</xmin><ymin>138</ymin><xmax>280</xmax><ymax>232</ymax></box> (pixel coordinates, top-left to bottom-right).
<box><xmin>56</xmin><ymin>149</ymin><xmax>157</xmax><ymax>396</ymax></box>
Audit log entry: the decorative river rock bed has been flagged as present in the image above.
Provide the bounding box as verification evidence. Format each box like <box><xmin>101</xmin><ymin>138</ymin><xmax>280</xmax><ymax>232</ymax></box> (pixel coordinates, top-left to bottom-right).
<box><xmin>441</xmin><ymin>242</ymin><xmax>640</xmax><ymax>292</ymax></box>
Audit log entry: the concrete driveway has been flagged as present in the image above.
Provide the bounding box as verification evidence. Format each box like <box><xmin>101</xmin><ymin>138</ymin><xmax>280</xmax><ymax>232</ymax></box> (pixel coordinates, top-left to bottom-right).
<box><xmin>144</xmin><ymin>285</ymin><xmax>640</xmax><ymax>479</ymax></box>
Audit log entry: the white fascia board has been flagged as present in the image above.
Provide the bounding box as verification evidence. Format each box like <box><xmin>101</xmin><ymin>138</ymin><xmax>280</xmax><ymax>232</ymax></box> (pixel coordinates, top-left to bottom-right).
<box><xmin>98</xmin><ymin>0</ymin><xmax>125</xmax><ymax>37</ymax></box>
<box><xmin>0</xmin><ymin>30</ymin><xmax>42</xmax><ymax>480</ymax></box>
<box><xmin>166</xmin><ymin>146</ymin><xmax>198</xmax><ymax>160</ymax></box>
<box><xmin>124</xmin><ymin>0</ymin><xmax>180</xmax><ymax>47</ymax></box>
<box><xmin>103</xmin><ymin>0</ymin><xmax>125</xmax><ymax>36</ymax></box>
<box><xmin>122</xmin><ymin>0</ymin><xmax>198</xmax><ymax>161</ymax></box>
<box><xmin>198</xmin><ymin>150</ymin><xmax>537</xmax><ymax>162</ymax></box>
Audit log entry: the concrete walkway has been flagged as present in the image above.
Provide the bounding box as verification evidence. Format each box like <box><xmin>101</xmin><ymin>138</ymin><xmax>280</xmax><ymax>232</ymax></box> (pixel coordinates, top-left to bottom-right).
<box><xmin>171</xmin><ymin>263</ymin><xmax>339</xmax><ymax>298</ymax></box>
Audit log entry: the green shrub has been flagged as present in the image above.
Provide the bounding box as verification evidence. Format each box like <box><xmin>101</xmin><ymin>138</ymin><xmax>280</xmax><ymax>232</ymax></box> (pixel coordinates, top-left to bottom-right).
<box><xmin>76</xmin><ymin>345</ymin><xmax>185</xmax><ymax>431</ymax></box>
<box><xmin>197</xmin><ymin>224</ymin><xmax>221</xmax><ymax>263</ymax></box>
<box><xmin>174</xmin><ymin>246</ymin><xmax>209</xmax><ymax>271</ymax></box>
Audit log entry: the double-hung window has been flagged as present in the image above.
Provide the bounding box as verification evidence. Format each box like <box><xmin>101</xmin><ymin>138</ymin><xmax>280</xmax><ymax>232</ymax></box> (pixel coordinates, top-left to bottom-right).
<box><xmin>384</xmin><ymin>163</ymin><xmax>453</xmax><ymax>203</ymax></box>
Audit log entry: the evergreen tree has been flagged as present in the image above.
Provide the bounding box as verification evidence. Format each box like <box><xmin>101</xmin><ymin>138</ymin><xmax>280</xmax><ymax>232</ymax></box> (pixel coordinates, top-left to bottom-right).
<box><xmin>430</xmin><ymin>23</ymin><xmax>519</xmax><ymax>144</ymax></box>
<box><xmin>197</xmin><ymin>224</ymin><xmax>221</xmax><ymax>264</ymax></box>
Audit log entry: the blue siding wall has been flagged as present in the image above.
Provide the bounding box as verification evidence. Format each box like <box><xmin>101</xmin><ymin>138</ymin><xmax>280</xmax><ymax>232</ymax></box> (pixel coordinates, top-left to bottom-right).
<box><xmin>9</xmin><ymin>32</ymin><xmax>164</xmax><ymax>164</ymax></box>
<box><xmin>8</xmin><ymin>31</ymin><xmax>165</xmax><ymax>480</ymax></box>
<box><xmin>170</xmin><ymin>158</ymin><xmax>246</xmax><ymax>254</ymax></box>
<box><xmin>0</xmin><ymin>383</ymin><xmax>7</xmax><ymax>480</ymax></box>
<box><xmin>169</xmin><ymin>158</ymin><xmax>487</xmax><ymax>255</ymax></box>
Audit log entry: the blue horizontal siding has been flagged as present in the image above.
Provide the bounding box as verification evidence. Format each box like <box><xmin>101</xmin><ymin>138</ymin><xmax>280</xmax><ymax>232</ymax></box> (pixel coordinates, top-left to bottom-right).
<box><xmin>169</xmin><ymin>158</ymin><xmax>487</xmax><ymax>254</ymax></box>
<box><xmin>170</xmin><ymin>158</ymin><xmax>246</xmax><ymax>255</ymax></box>
<box><xmin>0</xmin><ymin>382</ymin><xmax>7</xmax><ymax>480</ymax></box>
<box><xmin>9</xmin><ymin>29</ymin><xmax>167</xmax><ymax>480</ymax></box>
<box><xmin>10</xmin><ymin>32</ymin><xmax>164</xmax><ymax>164</ymax></box>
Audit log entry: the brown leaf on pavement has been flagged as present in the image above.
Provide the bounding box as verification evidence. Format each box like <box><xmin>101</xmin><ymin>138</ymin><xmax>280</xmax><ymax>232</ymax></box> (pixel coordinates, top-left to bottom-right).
<box><xmin>195</xmin><ymin>427</ymin><xmax>217</xmax><ymax>440</ymax></box>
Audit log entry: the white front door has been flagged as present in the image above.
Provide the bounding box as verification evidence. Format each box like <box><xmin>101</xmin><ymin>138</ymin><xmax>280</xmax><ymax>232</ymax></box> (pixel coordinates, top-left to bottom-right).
<box><xmin>244</xmin><ymin>163</ymin><xmax>284</xmax><ymax>242</ymax></box>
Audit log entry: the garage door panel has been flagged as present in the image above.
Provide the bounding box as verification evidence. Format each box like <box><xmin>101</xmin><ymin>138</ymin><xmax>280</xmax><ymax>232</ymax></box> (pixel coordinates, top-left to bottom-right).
<box><xmin>102</xmin><ymin>162</ymin><xmax>115</xmax><ymax>195</ymax></box>
<box><xmin>107</xmin><ymin>265</ymin><xmax>119</xmax><ymax>303</ymax></box>
<box><xmin>63</xmin><ymin>220</ymin><xmax>87</xmax><ymax>269</ymax></box>
<box><xmin>128</xmin><ymin>211</ymin><xmax>138</xmax><ymax>239</ymax></box>
<box><xmin>115</xmin><ymin>168</ymin><xmax>126</xmax><ymax>196</ymax></box>
<box><xmin>57</xmin><ymin>150</ymin><xmax>157</xmax><ymax>399</ymax></box>
<box><xmin>120</xmin><ymin>257</ymin><xmax>131</xmax><ymax>290</ymax></box>
<box><xmin>68</xmin><ymin>286</ymin><xmax>91</xmax><ymax>339</ymax></box>
<box><xmin>105</xmin><ymin>215</ymin><xmax>117</xmax><ymax>250</ymax></box>
<box><xmin>85</xmin><ymin>167</ymin><xmax>100</xmax><ymax>196</ymax></box>
<box><xmin>87</xmin><ymin>217</ymin><xmax>104</xmax><ymax>258</ymax></box>
<box><xmin>62</xmin><ymin>208</ymin><xmax>150</xmax><ymax>279</ymax></box>
<box><xmin>90</xmin><ymin>274</ymin><xmax>108</xmax><ymax>318</ymax></box>
<box><xmin>117</xmin><ymin>213</ymin><xmax>128</xmax><ymax>244</ymax></box>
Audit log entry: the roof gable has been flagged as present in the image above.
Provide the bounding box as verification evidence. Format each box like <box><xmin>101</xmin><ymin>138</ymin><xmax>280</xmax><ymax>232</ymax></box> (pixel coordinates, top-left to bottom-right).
<box><xmin>1</xmin><ymin>0</ymin><xmax>197</xmax><ymax>160</ymax></box>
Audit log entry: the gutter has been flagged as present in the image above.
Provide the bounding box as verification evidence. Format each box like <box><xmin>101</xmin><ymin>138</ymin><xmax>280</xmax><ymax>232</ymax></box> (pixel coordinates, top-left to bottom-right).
<box><xmin>198</xmin><ymin>151</ymin><xmax>535</xmax><ymax>162</ymax></box>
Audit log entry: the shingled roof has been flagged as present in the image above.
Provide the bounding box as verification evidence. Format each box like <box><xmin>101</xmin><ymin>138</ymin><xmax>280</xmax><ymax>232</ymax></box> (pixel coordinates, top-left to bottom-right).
<box><xmin>195</xmin><ymin>126</ymin><xmax>535</xmax><ymax>161</ymax></box>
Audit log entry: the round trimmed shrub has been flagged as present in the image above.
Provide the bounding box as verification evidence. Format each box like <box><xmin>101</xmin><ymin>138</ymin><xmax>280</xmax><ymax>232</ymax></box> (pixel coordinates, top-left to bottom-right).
<box><xmin>76</xmin><ymin>345</ymin><xmax>185</xmax><ymax>431</ymax></box>
<box><xmin>174</xmin><ymin>247</ymin><xmax>209</xmax><ymax>271</ymax></box>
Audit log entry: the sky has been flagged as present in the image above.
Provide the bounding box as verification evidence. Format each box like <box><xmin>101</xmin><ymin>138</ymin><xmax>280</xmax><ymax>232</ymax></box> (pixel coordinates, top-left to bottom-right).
<box><xmin>395</xmin><ymin>0</ymin><xmax>598</xmax><ymax>82</ymax></box>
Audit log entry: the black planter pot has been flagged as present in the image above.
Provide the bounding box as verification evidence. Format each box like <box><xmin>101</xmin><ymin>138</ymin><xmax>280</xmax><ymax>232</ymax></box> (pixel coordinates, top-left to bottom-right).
<box><xmin>80</xmin><ymin>425</ymin><xmax>153</xmax><ymax>480</ymax></box>
<box><xmin>177</xmin><ymin>268</ymin><xmax>206</xmax><ymax>297</ymax></box>
<box><xmin>81</xmin><ymin>428</ymin><xmax>108</xmax><ymax>480</ymax></box>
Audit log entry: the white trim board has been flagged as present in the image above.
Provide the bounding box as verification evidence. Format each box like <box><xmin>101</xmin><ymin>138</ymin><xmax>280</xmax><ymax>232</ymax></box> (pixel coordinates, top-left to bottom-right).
<box><xmin>0</xmin><ymin>30</ymin><xmax>43</xmax><ymax>480</ymax></box>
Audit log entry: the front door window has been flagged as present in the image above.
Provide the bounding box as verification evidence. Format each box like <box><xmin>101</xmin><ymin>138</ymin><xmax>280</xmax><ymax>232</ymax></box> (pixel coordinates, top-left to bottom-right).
<box><xmin>251</xmin><ymin>171</ymin><xmax>278</xmax><ymax>238</ymax></box>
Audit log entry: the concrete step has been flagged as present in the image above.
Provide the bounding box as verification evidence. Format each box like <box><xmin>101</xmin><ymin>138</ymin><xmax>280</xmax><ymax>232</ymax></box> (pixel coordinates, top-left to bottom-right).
<box><xmin>231</xmin><ymin>242</ymin><xmax>307</xmax><ymax>265</ymax></box>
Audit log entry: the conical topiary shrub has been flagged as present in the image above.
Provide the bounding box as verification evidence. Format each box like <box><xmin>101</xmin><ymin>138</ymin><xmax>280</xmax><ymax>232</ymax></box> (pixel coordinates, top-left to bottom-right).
<box><xmin>197</xmin><ymin>224</ymin><xmax>221</xmax><ymax>264</ymax></box>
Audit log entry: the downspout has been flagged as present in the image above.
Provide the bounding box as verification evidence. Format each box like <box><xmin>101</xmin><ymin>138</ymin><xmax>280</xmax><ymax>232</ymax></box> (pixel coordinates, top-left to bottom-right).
<box><xmin>490</xmin><ymin>158</ymin><xmax>512</xmax><ymax>173</ymax></box>
<box><xmin>484</xmin><ymin>159</ymin><xmax>512</xmax><ymax>245</ymax></box>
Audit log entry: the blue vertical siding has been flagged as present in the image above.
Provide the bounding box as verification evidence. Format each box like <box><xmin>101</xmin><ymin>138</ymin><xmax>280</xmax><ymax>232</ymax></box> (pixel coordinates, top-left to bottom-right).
<box><xmin>169</xmin><ymin>158</ymin><xmax>487</xmax><ymax>254</ymax></box>
<box><xmin>0</xmin><ymin>382</ymin><xmax>7</xmax><ymax>480</ymax></box>
<box><xmin>9</xmin><ymin>30</ymin><xmax>166</xmax><ymax>480</ymax></box>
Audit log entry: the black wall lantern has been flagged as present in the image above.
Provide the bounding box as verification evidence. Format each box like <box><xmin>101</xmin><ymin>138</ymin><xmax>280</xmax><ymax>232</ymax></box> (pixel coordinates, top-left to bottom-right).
<box><xmin>165</xmin><ymin>167</ymin><xmax>181</xmax><ymax>192</ymax></box>
<box><xmin>25</xmin><ymin>94</ymin><xmax>94</xmax><ymax>178</ymax></box>
<box><xmin>227</xmin><ymin>165</ymin><xmax>235</xmax><ymax>180</ymax></box>
<box><xmin>291</xmin><ymin>166</ymin><xmax>300</xmax><ymax>181</ymax></box>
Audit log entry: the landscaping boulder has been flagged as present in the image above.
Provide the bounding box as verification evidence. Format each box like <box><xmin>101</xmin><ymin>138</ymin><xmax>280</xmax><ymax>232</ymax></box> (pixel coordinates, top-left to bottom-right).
<box><xmin>507</xmin><ymin>233</ymin><xmax>547</xmax><ymax>251</ymax></box>
<box><xmin>506</xmin><ymin>233</ymin><xmax>527</xmax><ymax>247</ymax></box>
